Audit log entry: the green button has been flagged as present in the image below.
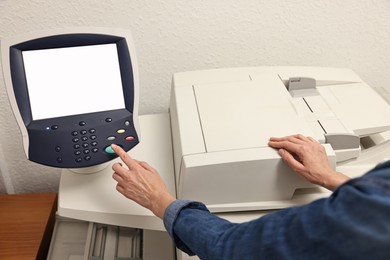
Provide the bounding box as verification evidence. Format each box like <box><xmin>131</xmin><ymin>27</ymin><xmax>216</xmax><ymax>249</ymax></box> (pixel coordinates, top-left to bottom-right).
<box><xmin>105</xmin><ymin>146</ymin><xmax>115</xmax><ymax>154</ymax></box>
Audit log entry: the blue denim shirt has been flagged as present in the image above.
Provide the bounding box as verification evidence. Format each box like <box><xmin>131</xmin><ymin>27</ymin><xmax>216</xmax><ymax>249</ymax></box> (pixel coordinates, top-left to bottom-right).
<box><xmin>163</xmin><ymin>161</ymin><xmax>390</xmax><ymax>260</ymax></box>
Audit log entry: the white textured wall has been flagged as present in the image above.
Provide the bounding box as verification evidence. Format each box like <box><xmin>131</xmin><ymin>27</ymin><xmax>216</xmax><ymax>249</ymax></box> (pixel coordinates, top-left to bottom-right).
<box><xmin>1</xmin><ymin>0</ymin><xmax>390</xmax><ymax>194</ymax></box>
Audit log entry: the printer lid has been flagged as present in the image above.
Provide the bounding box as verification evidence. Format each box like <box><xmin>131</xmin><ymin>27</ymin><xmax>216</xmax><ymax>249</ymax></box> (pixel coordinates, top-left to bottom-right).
<box><xmin>193</xmin><ymin>73</ymin><xmax>317</xmax><ymax>152</ymax></box>
<box><xmin>190</xmin><ymin>68</ymin><xmax>390</xmax><ymax>153</ymax></box>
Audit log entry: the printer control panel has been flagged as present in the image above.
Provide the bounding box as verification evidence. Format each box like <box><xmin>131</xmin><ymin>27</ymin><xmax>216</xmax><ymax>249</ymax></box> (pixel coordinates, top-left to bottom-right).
<box><xmin>27</xmin><ymin>109</ymin><xmax>139</xmax><ymax>168</ymax></box>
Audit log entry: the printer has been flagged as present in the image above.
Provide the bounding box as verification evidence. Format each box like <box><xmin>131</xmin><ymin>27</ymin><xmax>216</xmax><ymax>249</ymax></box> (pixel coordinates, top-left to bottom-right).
<box><xmin>170</xmin><ymin>66</ymin><xmax>390</xmax><ymax>211</ymax></box>
<box><xmin>3</xmin><ymin>28</ymin><xmax>390</xmax><ymax>260</ymax></box>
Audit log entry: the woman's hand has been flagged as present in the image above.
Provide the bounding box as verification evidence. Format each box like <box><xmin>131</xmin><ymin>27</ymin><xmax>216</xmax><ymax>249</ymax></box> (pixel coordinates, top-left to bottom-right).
<box><xmin>111</xmin><ymin>144</ymin><xmax>176</xmax><ymax>219</ymax></box>
<box><xmin>268</xmin><ymin>134</ymin><xmax>350</xmax><ymax>191</ymax></box>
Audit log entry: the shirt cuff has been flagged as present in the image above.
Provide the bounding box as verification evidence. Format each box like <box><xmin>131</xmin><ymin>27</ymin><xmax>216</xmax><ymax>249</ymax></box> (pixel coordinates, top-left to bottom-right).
<box><xmin>163</xmin><ymin>200</ymin><xmax>193</xmax><ymax>238</ymax></box>
<box><xmin>163</xmin><ymin>200</ymin><xmax>208</xmax><ymax>256</ymax></box>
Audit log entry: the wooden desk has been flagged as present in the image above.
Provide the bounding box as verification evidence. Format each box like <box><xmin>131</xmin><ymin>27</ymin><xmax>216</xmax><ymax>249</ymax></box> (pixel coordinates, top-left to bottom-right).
<box><xmin>0</xmin><ymin>193</ymin><xmax>57</xmax><ymax>260</ymax></box>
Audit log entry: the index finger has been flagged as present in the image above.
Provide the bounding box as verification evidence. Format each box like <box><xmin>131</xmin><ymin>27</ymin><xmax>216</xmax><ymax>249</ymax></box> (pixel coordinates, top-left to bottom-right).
<box><xmin>268</xmin><ymin>139</ymin><xmax>302</xmax><ymax>154</ymax></box>
<box><xmin>111</xmin><ymin>144</ymin><xmax>138</xmax><ymax>170</ymax></box>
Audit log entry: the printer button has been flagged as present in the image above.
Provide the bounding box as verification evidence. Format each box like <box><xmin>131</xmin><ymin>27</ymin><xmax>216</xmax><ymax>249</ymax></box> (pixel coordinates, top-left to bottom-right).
<box><xmin>105</xmin><ymin>146</ymin><xmax>115</xmax><ymax>154</ymax></box>
<box><xmin>125</xmin><ymin>136</ymin><xmax>134</xmax><ymax>141</ymax></box>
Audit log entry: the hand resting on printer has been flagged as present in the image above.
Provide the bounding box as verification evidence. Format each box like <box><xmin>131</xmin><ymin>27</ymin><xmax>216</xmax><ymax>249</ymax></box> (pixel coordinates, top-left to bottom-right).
<box><xmin>268</xmin><ymin>134</ymin><xmax>350</xmax><ymax>191</ymax></box>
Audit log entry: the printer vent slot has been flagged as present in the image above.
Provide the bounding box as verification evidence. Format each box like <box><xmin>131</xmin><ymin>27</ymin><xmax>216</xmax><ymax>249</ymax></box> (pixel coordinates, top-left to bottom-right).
<box><xmin>89</xmin><ymin>224</ymin><xmax>143</xmax><ymax>260</ymax></box>
<box><xmin>117</xmin><ymin>227</ymin><xmax>143</xmax><ymax>259</ymax></box>
<box><xmin>91</xmin><ymin>224</ymin><xmax>107</xmax><ymax>259</ymax></box>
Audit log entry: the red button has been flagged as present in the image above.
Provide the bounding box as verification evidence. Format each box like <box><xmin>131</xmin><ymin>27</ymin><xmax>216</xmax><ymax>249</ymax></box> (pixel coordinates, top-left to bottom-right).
<box><xmin>125</xmin><ymin>136</ymin><xmax>134</xmax><ymax>141</ymax></box>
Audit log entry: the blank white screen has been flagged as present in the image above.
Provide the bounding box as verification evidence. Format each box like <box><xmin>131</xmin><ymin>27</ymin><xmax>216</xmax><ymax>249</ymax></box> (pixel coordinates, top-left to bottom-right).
<box><xmin>22</xmin><ymin>43</ymin><xmax>125</xmax><ymax>120</ymax></box>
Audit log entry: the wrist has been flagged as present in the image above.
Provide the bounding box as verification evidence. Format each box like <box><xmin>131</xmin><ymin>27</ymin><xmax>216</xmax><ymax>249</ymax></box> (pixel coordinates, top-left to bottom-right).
<box><xmin>323</xmin><ymin>171</ymin><xmax>350</xmax><ymax>191</ymax></box>
<box><xmin>151</xmin><ymin>192</ymin><xmax>176</xmax><ymax>219</ymax></box>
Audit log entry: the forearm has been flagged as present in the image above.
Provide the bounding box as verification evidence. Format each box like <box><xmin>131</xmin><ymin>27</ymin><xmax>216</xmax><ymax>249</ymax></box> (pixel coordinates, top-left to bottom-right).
<box><xmin>164</xmin><ymin>200</ymin><xmax>255</xmax><ymax>259</ymax></box>
<box><xmin>164</xmin><ymin>175</ymin><xmax>388</xmax><ymax>260</ymax></box>
<box><xmin>164</xmin><ymin>200</ymin><xmax>324</xmax><ymax>259</ymax></box>
<box><xmin>164</xmin><ymin>200</ymin><xmax>316</xmax><ymax>259</ymax></box>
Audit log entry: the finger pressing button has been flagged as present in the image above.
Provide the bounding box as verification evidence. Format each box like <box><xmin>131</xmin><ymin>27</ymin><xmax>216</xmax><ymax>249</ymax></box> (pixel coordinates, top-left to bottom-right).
<box><xmin>105</xmin><ymin>146</ymin><xmax>115</xmax><ymax>154</ymax></box>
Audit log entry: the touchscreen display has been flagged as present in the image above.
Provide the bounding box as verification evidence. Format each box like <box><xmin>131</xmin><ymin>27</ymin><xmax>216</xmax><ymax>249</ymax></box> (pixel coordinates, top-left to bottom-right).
<box><xmin>22</xmin><ymin>43</ymin><xmax>125</xmax><ymax>120</ymax></box>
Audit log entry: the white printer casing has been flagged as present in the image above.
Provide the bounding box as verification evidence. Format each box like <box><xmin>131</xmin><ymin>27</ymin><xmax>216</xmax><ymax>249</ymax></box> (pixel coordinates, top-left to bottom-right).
<box><xmin>169</xmin><ymin>66</ymin><xmax>390</xmax><ymax>212</ymax></box>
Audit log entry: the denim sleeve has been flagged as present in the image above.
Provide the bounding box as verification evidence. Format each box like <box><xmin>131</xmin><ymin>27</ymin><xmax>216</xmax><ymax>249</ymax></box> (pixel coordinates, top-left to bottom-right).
<box><xmin>163</xmin><ymin>200</ymin><xmax>210</xmax><ymax>255</ymax></box>
<box><xmin>163</xmin><ymin>172</ymin><xmax>390</xmax><ymax>260</ymax></box>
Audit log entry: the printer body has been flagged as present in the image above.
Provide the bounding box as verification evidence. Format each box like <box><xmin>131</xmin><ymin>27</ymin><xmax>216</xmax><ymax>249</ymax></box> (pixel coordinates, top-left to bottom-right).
<box><xmin>170</xmin><ymin>66</ymin><xmax>390</xmax><ymax>212</ymax></box>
